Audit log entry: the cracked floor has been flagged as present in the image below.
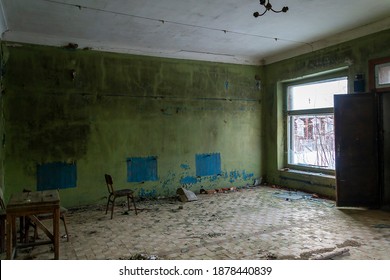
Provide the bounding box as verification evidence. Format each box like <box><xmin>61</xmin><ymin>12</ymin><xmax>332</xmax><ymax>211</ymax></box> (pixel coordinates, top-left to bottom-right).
<box><xmin>2</xmin><ymin>185</ymin><xmax>390</xmax><ymax>260</ymax></box>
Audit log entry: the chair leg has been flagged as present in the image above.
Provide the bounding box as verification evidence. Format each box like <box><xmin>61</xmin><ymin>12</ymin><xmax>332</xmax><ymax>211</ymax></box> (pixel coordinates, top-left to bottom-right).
<box><xmin>105</xmin><ymin>195</ymin><xmax>112</xmax><ymax>215</ymax></box>
<box><xmin>127</xmin><ymin>195</ymin><xmax>130</xmax><ymax>211</ymax></box>
<box><xmin>61</xmin><ymin>215</ymin><xmax>69</xmax><ymax>242</ymax></box>
<box><xmin>111</xmin><ymin>197</ymin><xmax>116</xmax><ymax>219</ymax></box>
<box><xmin>132</xmin><ymin>196</ymin><xmax>138</xmax><ymax>215</ymax></box>
<box><xmin>23</xmin><ymin>217</ymin><xmax>36</xmax><ymax>243</ymax></box>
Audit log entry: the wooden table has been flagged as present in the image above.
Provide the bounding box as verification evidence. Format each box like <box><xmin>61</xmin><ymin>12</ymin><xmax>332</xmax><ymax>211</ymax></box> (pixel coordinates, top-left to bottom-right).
<box><xmin>6</xmin><ymin>190</ymin><xmax>60</xmax><ymax>259</ymax></box>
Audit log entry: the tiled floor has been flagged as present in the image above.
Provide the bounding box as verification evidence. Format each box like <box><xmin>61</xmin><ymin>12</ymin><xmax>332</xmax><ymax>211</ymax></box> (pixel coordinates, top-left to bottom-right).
<box><xmin>2</xmin><ymin>185</ymin><xmax>390</xmax><ymax>260</ymax></box>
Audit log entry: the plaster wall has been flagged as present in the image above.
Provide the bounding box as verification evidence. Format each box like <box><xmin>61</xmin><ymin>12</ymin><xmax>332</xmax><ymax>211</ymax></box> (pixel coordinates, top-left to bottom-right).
<box><xmin>2</xmin><ymin>44</ymin><xmax>263</xmax><ymax>207</ymax></box>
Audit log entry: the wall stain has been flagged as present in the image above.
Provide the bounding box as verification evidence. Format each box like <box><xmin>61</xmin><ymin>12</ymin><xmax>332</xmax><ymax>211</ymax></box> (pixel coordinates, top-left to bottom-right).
<box><xmin>180</xmin><ymin>176</ymin><xmax>198</xmax><ymax>184</ymax></box>
<box><xmin>180</xmin><ymin>164</ymin><xmax>190</xmax><ymax>170</ymax></box>
<box><xmin>139</xmin><ymin>188</ymin><xmax>158</xmax><ymax>198</ymax></box>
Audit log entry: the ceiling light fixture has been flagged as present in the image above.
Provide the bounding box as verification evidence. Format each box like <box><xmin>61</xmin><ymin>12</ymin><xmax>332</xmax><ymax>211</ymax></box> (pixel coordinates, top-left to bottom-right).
<box><xmin>253</xmin><ymin>0</ymin><xmax>288</xmax><ymax>18</ymax></box>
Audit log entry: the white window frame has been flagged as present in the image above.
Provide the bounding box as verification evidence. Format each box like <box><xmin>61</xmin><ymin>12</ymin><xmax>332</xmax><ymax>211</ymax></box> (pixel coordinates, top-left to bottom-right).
<box><xmin>284</xmin><ymin>72</ymin><xmax>348</xmax><ymax>174</ymax></box>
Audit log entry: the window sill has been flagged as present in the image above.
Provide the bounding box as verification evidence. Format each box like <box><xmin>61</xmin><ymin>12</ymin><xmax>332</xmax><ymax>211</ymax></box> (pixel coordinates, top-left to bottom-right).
<box><xmin>279</xmin><ymin>168</ymin><xmax>335</xmax><ymax>179</ymax></box>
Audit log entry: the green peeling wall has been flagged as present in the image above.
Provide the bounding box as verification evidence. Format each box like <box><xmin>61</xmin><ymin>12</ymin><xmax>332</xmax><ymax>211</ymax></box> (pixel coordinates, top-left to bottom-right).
<box><xmin>2</xmin><ymin>28</ymin><xmax>390</xmax><ymax>207</ymax></box>
<box><xmin>1</xmin><ymin>43</ymin><xmax>263</xmax><ymax>207</ymax></box>
<box><xmin>263</xmin><ymin>29</ymin><xmax>390</xmax><ymax>199</ymax></box>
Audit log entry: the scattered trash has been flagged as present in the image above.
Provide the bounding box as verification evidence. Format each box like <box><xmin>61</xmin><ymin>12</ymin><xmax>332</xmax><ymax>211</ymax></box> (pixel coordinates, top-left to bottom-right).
<box><xmin>207</xmin><ymin>232</ymin><xmax>226</xmax><ymax>238</ymax></box>
<box><xmin>310</xmin><ymin>248</ymin><xmax>350</xmax><ymax>260</ymax></box>
<box><xmin>272</xmin><ymin>190</ymin><xmax>335</xmax><ymax>207</ymax></box>
<box><xmin>273</xmin><ymin>191</ymin><xmax>310</xmax><ymax>201</ymax></box>
<box><xmin>265</xmin><ymin>253</ymin><xmax>277</xmax><ymax>260</ymax></box>
<box><xmin>254</xmin><ymin>177</ymin><xmax>262</xmax><ymax>186</ymax></box>
<box><xmin>176</xmin><ymin>187</ymin><xmax>198</xmax><ymax>202</ymax></box>
<box><xmin>199</xmin><ymin>187</ymin><xmax>237</xmax><ymax>195</ymax></box>
<box><xmin>337</xmin><ymin>239</ymin><xmax>361</xmax><ymax>248</ymax></box>
<box><xmin>122</xmin><ymin>253</ymin><xmax>159</xmax><ymax>260</ymax></box>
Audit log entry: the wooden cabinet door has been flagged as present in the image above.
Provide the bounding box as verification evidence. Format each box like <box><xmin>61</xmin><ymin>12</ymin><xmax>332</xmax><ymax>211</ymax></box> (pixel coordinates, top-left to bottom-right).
<box><xmin>334</xmin><ymin>93</ymin><xmax>380</xmax><ymax>208</ymax></box>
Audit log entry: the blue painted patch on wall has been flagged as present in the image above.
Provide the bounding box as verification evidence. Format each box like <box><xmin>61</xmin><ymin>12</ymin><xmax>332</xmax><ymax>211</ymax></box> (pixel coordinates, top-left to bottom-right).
<box><xmin>180</xmin><ymin>164</ymin><xmax>190</xmax><ymax>170</ymax></box>
<box><xmin>180</xmin><ymin>176</ymin><xmax>198</xmax><ymax>184</ymax></box>
<box><xmin>37</xmin><ymin>162</ymin><xmax>77</xmax><ymax>191</ymax></box>
<box><xmin>196</xmin><ymin>153</ymin><xmax>221</xmax><ymax>177</ymax></box>
<box><xmin>139</xmin><ymin>188</ymin><xmax>158</xmax><ymax>198</ymax></box>
<box><xmin>127</xmin><ymin>156</ymin><xmax>158</xmax><ymax>182</ymax></box>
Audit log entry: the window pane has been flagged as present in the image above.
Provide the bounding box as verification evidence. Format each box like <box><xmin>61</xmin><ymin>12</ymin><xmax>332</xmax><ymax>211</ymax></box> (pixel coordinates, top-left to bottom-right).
<box><xmin>376</xmin><ymin>63</ymin><xmax>390</xmax><ymax>87</ymax></box>
<box><xmin>288</xmin><ymin>114</ymin><xmax>335</xmax><ymax>169</ymax></box>
<box><xmin>287</xmin><ymin>78</ymin><xmax>347</xmax><ymax>110</ymax></box>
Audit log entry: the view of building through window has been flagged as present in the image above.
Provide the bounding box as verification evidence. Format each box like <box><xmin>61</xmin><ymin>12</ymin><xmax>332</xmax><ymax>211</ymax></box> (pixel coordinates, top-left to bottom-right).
<box><xmin>287</xmin><ymin>78</ymin><xmax>348</xmax><ymax>170</ymax></box>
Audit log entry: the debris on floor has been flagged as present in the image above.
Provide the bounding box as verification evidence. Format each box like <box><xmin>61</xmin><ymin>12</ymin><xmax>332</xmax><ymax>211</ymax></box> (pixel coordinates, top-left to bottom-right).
<box><xmin>273</xmin><ymin>191</ymin><xmax>312</xmax><ymax>201</ymax></box>
<box><xmin>299</xmin><ymin>247</ymin><xmax>335</xmax><ymax>260</ymax></box>
<box><xmin>176</xmin><ymin>187</ymin><xmax>198</xmax><ymax>202</ymax></box>
<box><xmin>200</xmin><ymin>186</ymin><xmax>238</xmax><ymax>195</ymax></box>
<box><xmin>337</xmin><ymin>239</ymin><xmax>361</xmax><ymax>248</ymax></box>
<box><xmin>272</xmin><ymin>190</ymin><xmax>335</xmax><ymax>207</ymax></box>
<box><xmin>310</xmin><ymin>248</ymin><xmax>350</xmax><ymax>260</ymax></box>
<box><xmin>120</xmin><ymin>253</ymin><xmax>159</xmax><ymax>260</ymax></box>
<box><xmin>265</xmin><ymin>253</ymin><xmax>278</xmax><ymax>260</ymax></box>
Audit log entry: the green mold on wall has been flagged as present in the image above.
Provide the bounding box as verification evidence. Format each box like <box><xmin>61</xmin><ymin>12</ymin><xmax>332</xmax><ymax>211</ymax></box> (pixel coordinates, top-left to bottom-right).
<box><xmin>1</xmin><ymin>43</ymin><xmax>263</xmax><ymax>207</ymax></box>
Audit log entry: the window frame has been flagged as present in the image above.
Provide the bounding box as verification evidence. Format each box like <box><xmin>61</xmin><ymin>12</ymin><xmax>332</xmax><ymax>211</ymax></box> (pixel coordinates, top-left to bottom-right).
<box><xmin>283</xmin><ymin>71</ymin><xmax>348</xmax><ymax>175</ymax></box>
<box><xmin>369</xmin><ymin>57</ymin><xmax>390</xmax><ymax>92</ymax></box>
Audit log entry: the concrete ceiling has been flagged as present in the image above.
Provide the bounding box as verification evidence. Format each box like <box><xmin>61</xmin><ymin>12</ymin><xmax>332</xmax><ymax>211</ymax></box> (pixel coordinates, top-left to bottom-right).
<box><xmin>1</xmin><ymin>0</ymin><xmax>390</xmax><ymax>65</ymax></box>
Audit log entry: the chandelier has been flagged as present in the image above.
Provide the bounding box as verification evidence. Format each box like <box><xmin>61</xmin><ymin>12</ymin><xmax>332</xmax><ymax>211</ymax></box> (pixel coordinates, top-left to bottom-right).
<box><xmin>253</xmin><ymin>0</ymin><xmax>289</xmax><ymax>17</ymax></box>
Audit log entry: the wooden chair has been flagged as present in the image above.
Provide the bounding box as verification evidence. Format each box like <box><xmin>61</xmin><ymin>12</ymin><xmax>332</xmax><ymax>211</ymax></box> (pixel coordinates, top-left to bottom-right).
<box><xmin>32</xmin><ymin>205</ymin><xmax>69</xmax><ymax>242</ymax></box>
<box><xmin>105</xmin><ymin>174</ymin><xmax>138</xmax><ymax>219</ymax></box>
<box><xmin>23</xmin><ymin>189</ymin><xmax>69</xmax><ymax>242</ymax></box>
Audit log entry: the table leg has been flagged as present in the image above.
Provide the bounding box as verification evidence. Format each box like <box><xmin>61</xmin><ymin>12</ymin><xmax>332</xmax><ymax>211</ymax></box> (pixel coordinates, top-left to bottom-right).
<box><xmin>6</xmin><ymin>214</ymin><xmax>14</xmax><ymax>259</ymax></box>
<box><xmin>0</xmin><ymin>216</ymin><xmax>5</xmax><ymax>253</ymax></box>
<box><xmin>53</xmin><ymin>208</ymin><xmax>60</xmax><ymax>259</ymax></box>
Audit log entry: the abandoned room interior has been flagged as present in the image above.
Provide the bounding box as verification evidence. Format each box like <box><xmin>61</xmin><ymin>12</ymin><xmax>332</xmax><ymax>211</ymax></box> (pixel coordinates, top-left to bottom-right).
<box><xmin>0</xmin><ymin>0</ymin><xmax>390</xmax><ymax>261</ymax></box>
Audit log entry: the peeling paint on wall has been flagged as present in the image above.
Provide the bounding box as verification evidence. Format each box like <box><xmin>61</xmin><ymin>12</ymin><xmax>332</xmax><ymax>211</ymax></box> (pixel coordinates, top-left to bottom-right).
<box><xmin>180</xmin><ymin>164</ymin><xmax>190</xmax><ymax>170</ymax></box>
<box><xmin>180</xmin><ymin>176</ymin><xmax>198</xmax><ymax>184</ymax></box>
<box><xmin>225</xmin><ymin>170</ymin><xmax>254</xmax><ymax>183</ymax></box>
<box><xmin>139</xmin><ymin>188</ymin><xmax>157</xmax><ymax>198</ymax></box>
<box><xmin>2</xmin><ymin>43</ymin><xmax>262</xmax><ymax>207</ymax></box>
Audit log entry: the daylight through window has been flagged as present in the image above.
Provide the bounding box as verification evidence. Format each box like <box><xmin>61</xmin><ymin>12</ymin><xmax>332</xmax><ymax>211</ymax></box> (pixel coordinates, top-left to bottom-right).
<box><xmin>287</xmin><ymin>77</ymin><xmax>348</xmax><ymax>170</ymax></box>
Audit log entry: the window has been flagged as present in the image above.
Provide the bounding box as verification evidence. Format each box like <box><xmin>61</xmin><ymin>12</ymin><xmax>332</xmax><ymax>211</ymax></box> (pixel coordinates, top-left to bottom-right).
<box><xmin>369</xmin><ymin>57</ymin><xmax>390</xmax><ymax>92</ymax></box>
<box><xmin>375</xmin><ymin>62</ymin><xmax>390</xmax><ymax>88</ymax></box>
<box><xmin>286</xmin><ymin>76</ymin><xmax>348</xmax><ymax>171</ymax></box>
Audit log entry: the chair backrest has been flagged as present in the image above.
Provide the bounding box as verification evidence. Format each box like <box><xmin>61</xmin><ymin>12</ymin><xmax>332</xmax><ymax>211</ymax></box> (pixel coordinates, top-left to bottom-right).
<box><xmin>105</xmin><ymin>174</ymin><xmax>115</xmax><ymax>194</ymax></box>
